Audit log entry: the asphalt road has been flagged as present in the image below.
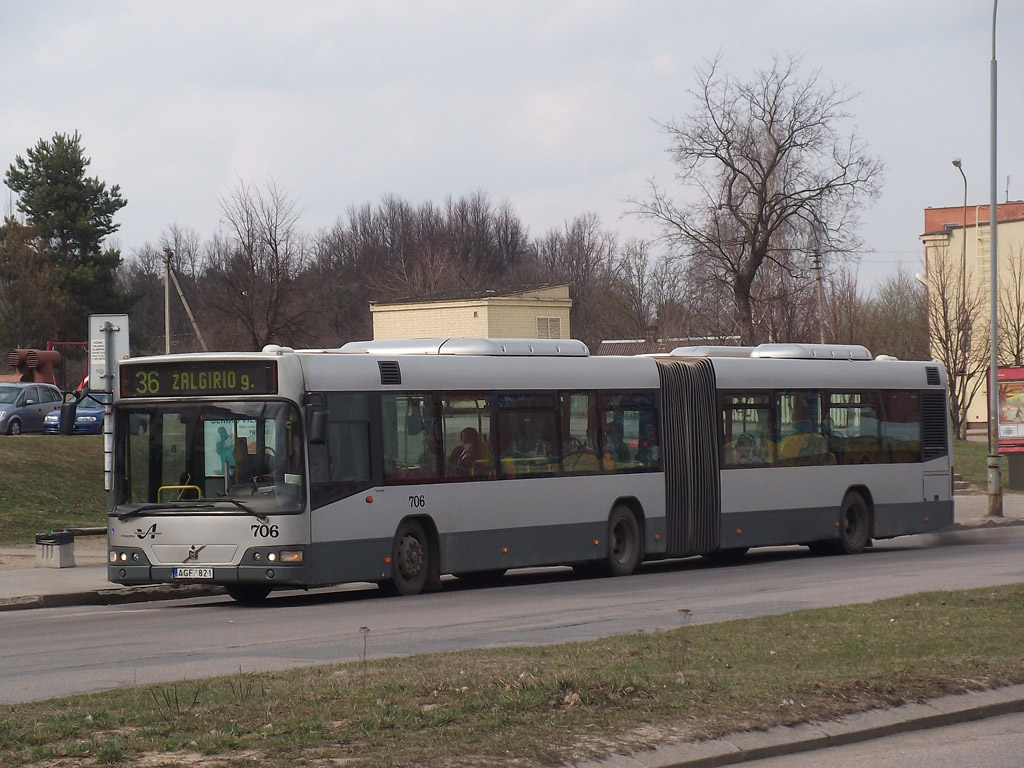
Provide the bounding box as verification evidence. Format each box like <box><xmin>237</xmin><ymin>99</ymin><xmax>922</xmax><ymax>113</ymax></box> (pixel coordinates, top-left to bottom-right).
<box><xmin>2</xmin><ymin>526</ymin><xmax>1022</xmax><ymax>705</ymax></box>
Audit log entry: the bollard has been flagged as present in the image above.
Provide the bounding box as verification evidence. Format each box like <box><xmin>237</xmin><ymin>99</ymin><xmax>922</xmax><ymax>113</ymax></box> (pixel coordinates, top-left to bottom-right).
<box><xmin>35</xmin><ymin>530</ymin><xmax>75</xmax><ymax>568</ymax></box>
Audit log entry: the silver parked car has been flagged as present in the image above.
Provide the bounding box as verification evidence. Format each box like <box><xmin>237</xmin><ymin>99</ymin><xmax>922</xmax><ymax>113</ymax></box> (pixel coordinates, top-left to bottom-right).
<box><xmin>0</xmin><ymin>382</ymin><xmax>63</xmax><ymax>435</ymax></box>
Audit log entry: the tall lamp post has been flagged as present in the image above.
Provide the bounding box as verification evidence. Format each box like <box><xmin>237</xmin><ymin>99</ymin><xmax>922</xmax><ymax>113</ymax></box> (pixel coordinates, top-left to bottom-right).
<box><xmin>987</xmin><ymin>0</ymin><xmax>1003</xmax><ymax>516</ymax></box>
<box><xmin>952</xmin><ymin>159</ymin><xmax>970</xmax><ymax>440</ymax></box>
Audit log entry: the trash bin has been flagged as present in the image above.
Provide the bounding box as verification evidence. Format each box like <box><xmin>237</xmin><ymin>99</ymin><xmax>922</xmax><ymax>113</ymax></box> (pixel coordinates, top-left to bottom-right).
<box><xmin>35</xmin><ymin>530</ymin><xmax>75</xmax><ymax>568</ymax></box>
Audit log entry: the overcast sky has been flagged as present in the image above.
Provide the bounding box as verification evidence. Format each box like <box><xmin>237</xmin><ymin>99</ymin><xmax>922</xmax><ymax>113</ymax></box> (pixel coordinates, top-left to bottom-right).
<box><xmin>2</xmin><ymin>0</ymin><xmax>1022</xmax><ymax>289</ymax></box>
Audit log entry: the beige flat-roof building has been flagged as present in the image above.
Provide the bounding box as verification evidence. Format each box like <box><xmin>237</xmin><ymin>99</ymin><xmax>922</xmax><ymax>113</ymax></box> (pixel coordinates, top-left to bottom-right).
<box><xmin>370</xmin><ymin>284</ymin><xmax>571</xmax><ymax>341</ymax></box>
<box><xmin>920</xmin><ymin>202</ymin><xmax>1024</xmax><ymax>428</ymax></box>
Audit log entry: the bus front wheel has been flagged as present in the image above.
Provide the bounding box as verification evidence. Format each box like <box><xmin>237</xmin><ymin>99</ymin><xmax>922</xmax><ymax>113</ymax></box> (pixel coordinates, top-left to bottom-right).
<box><xmin>389</xmin><ymin>519</ymin><xmax>432</xmax><ymax>596</ymax></box>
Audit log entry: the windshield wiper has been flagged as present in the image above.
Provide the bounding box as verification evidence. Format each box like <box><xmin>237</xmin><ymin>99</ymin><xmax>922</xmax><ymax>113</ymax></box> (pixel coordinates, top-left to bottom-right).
<box><xmin>117</xmin><ymin>498</ymin><xmax>268</xmax><ymax>524</ymax></box>
<box><xmin>211</xmin><ymin>496</ymin><xmax>269</xmax><ymax>524</ymax></box>
<box><xmin>117</xmin><ymin>502</ymin><xmax>214</xmax><ymax>522</ymax></box>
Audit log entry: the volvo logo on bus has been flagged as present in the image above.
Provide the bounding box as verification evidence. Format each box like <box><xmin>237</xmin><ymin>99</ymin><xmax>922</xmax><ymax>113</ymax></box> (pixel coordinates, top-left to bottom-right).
<box><xmin>185</xmin><ymin>544</ymin><xmax>206</xmax><ymax>562</ymax></box>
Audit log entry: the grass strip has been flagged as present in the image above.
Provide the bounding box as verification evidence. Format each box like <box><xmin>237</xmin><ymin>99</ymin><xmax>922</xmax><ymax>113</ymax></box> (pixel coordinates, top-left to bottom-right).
<box><xmin>2</xmin><ymin>584</ymin><xmax>1022</xmax><ymax>767</ymax></box>
<box><xmin>0</xmin><ymin>435</ymin><xmax>106</xmax><ymax>545</ymax></box>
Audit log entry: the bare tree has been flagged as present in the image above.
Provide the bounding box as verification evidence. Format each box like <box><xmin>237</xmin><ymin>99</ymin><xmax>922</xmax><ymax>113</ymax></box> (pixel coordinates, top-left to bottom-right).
<box><xmin>535</xmin><ymin>213</ymin><xmax>629</xmax><ymax>348</ymax></box>
<box><xmin>864</xmin><ymin>269</ymin><xmax>929</xmax><ymax>360</ymax></box>
<box><xmin>750</xmin><ymin>252</ymin><xmax>819</xmax><ymax>343</ymax></box>
<box><xmin>616</xmin><ymin>238</ymin><xmax>657</xmax><ymax>337</ymax></box>
<box><xmin>631</xmin><ymin>54</ymin><xmax>883</xmax><ymax>345</ymax></box>
<box><xmin>160</xmin><ymin>224</ymin><xmax>203</xmax><ymax>281</ymax></box>
<box><xmin>821</xmin><ymin>266</ymin><xmax>866</xmax><ymax>346</ymax></box>
<box><xmin>926</xmin><ymin>247</ymin><xmax>988</xmax><ymax>439</ymax></box>
<box><xmin>998</xmin><ymin>242</ymin><xmax>1024</xmax><ymax>366</ymax></box>
<box><xmin>205</xmin><ymin>179</ymin><xmax>311</xmax><ymax>350</ymax></box>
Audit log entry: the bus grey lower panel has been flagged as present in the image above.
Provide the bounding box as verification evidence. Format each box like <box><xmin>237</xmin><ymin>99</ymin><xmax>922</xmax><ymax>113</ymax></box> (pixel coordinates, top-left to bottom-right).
<box><xmin>720</xmin><ymin>508</ymin><xmax>838</xmax><ymax>549</ymax></box>
<box><xmin>656</xmin><ymin>358</ymin><xmax>721</xmax><ymax>556</ymax></box>
<box><xmin>873</xmin><ymin>500</ymin><xmax>954</xmax><ymax>538</ymax></box>
<box><xmin>441</xmin><ymin>522</ymin><xmax>607</xmax><ymax>573</ymax></box>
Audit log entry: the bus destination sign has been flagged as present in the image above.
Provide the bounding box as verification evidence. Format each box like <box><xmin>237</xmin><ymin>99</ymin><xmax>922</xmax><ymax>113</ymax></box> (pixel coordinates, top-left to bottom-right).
<box><xmin>120</xmin><ymin>361</ymin><xmax>278</xmax><ymax>398</ymax></box>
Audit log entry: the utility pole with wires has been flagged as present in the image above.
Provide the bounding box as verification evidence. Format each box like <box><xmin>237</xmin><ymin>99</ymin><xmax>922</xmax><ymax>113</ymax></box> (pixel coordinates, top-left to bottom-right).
<box><xmin>163</xmin><ymin>248</ymin><xmax>209</xmax><ymax>353</ymax></box>
<box><xmin>811</xmin><ymin>251</ymin><xmax>827</xmax><ymax>344</ymax></box>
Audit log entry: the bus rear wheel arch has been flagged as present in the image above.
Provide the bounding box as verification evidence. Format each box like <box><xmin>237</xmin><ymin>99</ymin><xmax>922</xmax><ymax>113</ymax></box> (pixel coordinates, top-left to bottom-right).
<box><xmin>808</xmin><ymin>490</ymin><xmax>872</xmax><ymax>556</ymax></box>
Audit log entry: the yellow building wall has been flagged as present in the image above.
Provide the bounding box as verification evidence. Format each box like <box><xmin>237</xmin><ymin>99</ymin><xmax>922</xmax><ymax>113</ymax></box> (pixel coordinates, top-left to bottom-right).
<box><xmin>371</xmin><ymin>302</ymin><xmax>489</xmax><ymax>340</ymax></box>
<box><xmin>924</xmin><ymin>219</ymin><xmax>1024</xmax><ymax>427</ymax></box>
<box><xmin>370</xmin><ymin>285</ymin><xmax>572</xmax><ymax>340</ymax></box>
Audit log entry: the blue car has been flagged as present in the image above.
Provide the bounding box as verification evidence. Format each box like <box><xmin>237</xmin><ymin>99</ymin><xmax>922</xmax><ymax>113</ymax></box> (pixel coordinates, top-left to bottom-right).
<box><xmin>44</xmin><ymin>392</ymin><xmax>110</xmax><ymax>435</ymax></box>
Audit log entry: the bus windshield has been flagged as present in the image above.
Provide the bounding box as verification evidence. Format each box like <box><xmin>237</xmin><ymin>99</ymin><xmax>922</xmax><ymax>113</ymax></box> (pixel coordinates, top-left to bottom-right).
<box><xmin>115</xmin><ymin>401</ymin><xmax>305</xmax><ymax>515</ymax></box>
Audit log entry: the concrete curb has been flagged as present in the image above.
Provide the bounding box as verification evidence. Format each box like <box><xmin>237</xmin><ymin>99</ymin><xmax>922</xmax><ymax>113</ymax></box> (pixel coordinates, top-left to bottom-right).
<box><xmin>950</xmin><ymin>517</ymin><xmax>1024</xmax><ymax>531</ymax></box>
<box><xmin>0</xmin><ymin>583</ymin><xmax>225</xmax><ymax>612</ymax></box>
<box><xmin>573</xmin><ymin>684</ymin><xmax>1024</xmax><ymax>767</ymax></box>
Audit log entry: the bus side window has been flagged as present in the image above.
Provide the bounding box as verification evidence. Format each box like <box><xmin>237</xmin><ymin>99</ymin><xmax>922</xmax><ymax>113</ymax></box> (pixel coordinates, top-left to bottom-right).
<box><xmin>442</xmin><ymin>394</ymin><xmax>493</xmax><ymax>480</ymax></box>
<box><xmin>777</xmin><ymin>391</ymin><xmax>830</xmax><ymax>466</ymax></box>
<box><xmin>381</xmin><ymin>393</ymin><xmax>442</xmax><ymax>484</ymax></box>
<box><xmin>309</xmin><ymin>393</ymin><xmax>373</xmax><ymax>508</ymax></box>
<box><xmin>881</xmin><ymin>390</ymin><xmax>921</xmax><ymax>463</ymax></box>
<box><xmin>721</xmin><ymin>392</ymin><xmax>774</xmax><ymax>469</ymax></box>
<box><xmin>497</xmin><ymin>392</ymin><xmax>558</xmax><ymax>478</ymax></box>
<box><xmin>598</xmin><ymin>393</ymin><xmax>657</xmax><ymax>473</ymax></box>
<box><xmin>561</xmin><ymin>392</ymin><xmax>601</xmax><ymax>475</ymax></box>
<box><xmin>829</xmin><ymin>392</ymin><xmax>881</xmax><ymax>465</ymax></box>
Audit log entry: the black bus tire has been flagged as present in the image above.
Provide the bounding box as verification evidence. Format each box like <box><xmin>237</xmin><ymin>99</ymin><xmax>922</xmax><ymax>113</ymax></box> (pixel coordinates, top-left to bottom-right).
<box><xmin>837</xmin><ymin>491</ymin><xmax>871</xmax><ymax>554</ymax></box>
<box><xmin>606</xmin><ymin>505</ymin><xmax>641</xmax><ymax>577</ymax></box>
<box><xmin>390</xmin><ymin>519</ymin><xmax>431</xmax><ymax>596</ymax></box>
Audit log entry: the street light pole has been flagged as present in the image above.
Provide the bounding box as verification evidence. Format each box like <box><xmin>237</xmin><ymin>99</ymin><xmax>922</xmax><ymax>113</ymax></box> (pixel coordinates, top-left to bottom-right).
<box><xmin>952</xmin><ymin>158</ymin><xmax>969</xmax><ymax>440</ymax></box>
<box><xmin>987</xmin><ymin>0</ymin><xmax>1003</xmax><ymax>516</ymax></box>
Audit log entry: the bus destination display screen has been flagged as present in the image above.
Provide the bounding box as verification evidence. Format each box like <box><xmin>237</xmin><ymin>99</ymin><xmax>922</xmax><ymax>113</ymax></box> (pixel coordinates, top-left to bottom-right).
<box><xmin>120</xmin><ymin>361</ymin><xmax>278</xmax><ymax>398</ymax></box>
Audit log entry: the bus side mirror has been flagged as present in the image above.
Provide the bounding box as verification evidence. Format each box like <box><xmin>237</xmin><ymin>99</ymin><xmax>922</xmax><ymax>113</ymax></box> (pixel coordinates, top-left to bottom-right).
<box><xmin>309</xmin><ymin>409</ymin><xmax>327</xmax><ymax>445</ymax></box>
<box><xmin>59</xmin><ymin>390</ymin><xmax>83</xmax><ymax>436</ymax></box>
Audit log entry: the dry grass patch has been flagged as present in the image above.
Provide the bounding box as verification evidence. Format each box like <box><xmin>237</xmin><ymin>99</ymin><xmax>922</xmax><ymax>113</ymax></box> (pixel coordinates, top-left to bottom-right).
<box><xmin>2</xmin><ymin>585</ymin><xmax>1023</xmax><ymax>767</ymax></box>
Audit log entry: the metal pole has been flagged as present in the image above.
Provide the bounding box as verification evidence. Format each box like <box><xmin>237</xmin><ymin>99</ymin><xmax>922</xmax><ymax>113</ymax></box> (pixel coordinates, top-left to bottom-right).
<box><xmin>813</xmin><ymin>252</ymin><xmax>826</xmax><ymax>344</ymax></box>
<box><xmin>987</xmin><ymin>0</ymin><xmax>1003</xmax><ymax>516</ymax></box>
<box><xmin>953</xmin><ymin>158</ymin><xmax>969</xmax><ymax>440</ymax></box>
<box><xmin>163</xmin><ymin>247</ymin><xmax>172</xmax><ymax>355</ymax></box>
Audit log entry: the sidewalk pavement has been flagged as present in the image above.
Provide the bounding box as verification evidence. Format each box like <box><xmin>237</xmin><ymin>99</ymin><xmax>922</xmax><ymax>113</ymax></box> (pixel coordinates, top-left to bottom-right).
<box><xmin>1</xmin><ymin>493</ymin><xmax>1022</xmax><ymax>767</ymax></box>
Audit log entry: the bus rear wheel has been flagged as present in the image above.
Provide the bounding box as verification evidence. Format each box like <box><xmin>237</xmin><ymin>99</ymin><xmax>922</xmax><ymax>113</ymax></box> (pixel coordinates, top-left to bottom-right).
<box><xmin>837</xmin><ymin>491</ymin><xmax>871</xmax><ymax>554</ymax></box>
<box><xmin>606</xmin><ymin>505</ymin><xmax>641</xmax><ymax>577</ymax></box>
<box><xmin>389</xmin><ymin>519</ymin><xmax>431</xmax><ymax>596</ymax></box>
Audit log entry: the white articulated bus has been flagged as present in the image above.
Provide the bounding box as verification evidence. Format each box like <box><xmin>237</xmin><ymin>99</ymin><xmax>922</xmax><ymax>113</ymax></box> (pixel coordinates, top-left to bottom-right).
<box><xmin>107</xmin><ymin>339</ymin><xmax>953</xmax><ymax>602</ymax></box>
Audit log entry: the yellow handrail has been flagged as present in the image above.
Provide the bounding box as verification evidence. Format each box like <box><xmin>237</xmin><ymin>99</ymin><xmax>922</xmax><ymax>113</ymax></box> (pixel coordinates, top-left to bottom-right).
<box><xmin>157</xmin><ymin>484</ymin><xmax>202</xmax><ymax>502</ymax></box>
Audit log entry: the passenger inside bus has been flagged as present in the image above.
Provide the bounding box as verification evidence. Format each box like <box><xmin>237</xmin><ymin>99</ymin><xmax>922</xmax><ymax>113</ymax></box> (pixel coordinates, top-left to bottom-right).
<box><xmin>599</xmin><ymin>426</ymin><xmax>630</xmax><ymax>469</ymax></box>
<box><xmin>448</xmin><ymin>427</ymin><xmax>480</xmax><ymax>476</ymax></box>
